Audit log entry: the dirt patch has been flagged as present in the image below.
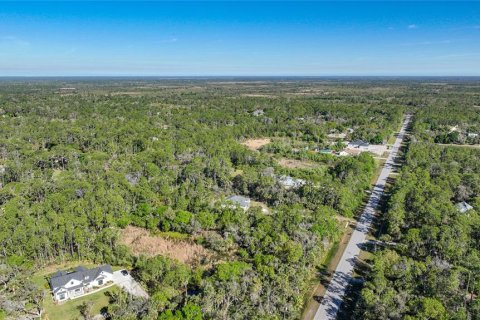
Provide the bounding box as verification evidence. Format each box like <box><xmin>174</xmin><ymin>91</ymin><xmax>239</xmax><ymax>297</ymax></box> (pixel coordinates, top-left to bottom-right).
<box><xmin>119</xmin><ymin>226</ymin><xmax>212</xmax><ymax>265</ymax></box>
<box><xmin>277</xmin><ymin>158</ymin><xmax>317</xmax><ymax>169</ymax></box>
<box><xmin>241</xmin><ymin>138</ymin><xmax>271</xmax><ymax>151</ymax></box>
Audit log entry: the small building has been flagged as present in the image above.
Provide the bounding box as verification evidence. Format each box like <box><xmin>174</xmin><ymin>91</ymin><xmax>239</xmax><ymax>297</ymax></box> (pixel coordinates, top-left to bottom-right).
<box><xmin>278</xmin><ymin>175</ymin><xmax>306</xmax><ymax>189</ymax></box>
<box><xmin>456</xmin><ymin>201</ymin><xmax>473</xmax><ymax>213</ymax></box>
<box><xmin>226</xmin><ymin>195</ymin><xmax>251</xmax><ymax>211</ymax></box>
<box><xmin>467</xmin><ymin>133</ymin><xmax>478</xmax><ymax>138</ymax></box>
<box><xmin>50</xmin><ymin>265</ymin><xmax>113</xmax><ymax>302</ymax></box>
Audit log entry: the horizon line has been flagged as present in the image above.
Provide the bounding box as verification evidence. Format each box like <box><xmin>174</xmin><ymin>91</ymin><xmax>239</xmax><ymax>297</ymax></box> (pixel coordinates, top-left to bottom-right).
<box><xmin>1</xmin><ymin>75</ymin><xmax>480</xmax><ymax>78</ymax></box>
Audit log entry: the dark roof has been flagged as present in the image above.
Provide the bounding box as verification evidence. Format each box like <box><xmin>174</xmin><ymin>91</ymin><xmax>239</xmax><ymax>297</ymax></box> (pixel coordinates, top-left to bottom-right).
<box><xmin>51</xmin><ymin>270</ymin><xmax>66</xmax><ymax>278</ymax></box>
<box><xmin>350</xmin><ymin>140</ymin><xmax>369</xmax><ymax>147</ymax></box>
<box><xmin>50</xmin><ymin>265</ymin><xmax>112</xmax><ymax>291</ymax></box>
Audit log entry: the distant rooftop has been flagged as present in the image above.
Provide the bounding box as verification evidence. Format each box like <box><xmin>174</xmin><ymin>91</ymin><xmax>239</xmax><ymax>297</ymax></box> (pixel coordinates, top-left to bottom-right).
<box><xmin>227</xmin><ymin>195</ymin><xmax>251</xmax><ymax>210</ymax></box>
<box><xmin>456</xmin><ymin>201</ymin><xmax>473</xmax><ymax>213</ymax></box>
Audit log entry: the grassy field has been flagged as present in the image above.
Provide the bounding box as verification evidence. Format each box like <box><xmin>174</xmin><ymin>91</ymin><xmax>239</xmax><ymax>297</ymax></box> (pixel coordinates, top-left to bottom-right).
<box><xmin>42</xmin><ymin>285</ymin><xmax>119</xmax><ymax>320</ymax></box>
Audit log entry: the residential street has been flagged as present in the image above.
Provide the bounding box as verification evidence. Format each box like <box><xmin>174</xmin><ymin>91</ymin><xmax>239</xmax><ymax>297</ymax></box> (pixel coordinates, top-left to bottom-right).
<box><xmin>313</xmin><ymin>115</ymin><xmax>411</xmax><ymax>320</ymax></box>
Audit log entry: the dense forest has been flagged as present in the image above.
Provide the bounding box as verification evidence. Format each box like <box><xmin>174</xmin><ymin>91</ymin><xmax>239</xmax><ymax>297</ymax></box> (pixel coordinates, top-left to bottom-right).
<box><xmin>0</xmin><ymin>79</ymin><xmax>403</xmax><ymax>319</ymax></box>
<box><xmin>0</xmin><ymin>78</ymin><xmax>478</xmax><ymax>319</ymax></box>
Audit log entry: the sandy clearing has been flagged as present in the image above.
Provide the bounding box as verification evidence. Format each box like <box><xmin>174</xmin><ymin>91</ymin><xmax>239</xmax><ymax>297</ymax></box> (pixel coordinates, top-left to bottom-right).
<box><xmin>241</xmin><ymin>138</ymin><xmax>271</xmax><ymax>151</ymax></box>
<box><xmin>119</xmin><ymin>226</ymin><xmax>212</xmax><ymax>266</ymax></box>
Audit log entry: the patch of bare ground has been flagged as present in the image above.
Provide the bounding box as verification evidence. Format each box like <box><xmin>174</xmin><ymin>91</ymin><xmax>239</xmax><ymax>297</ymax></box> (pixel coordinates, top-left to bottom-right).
<box><xmin>119</xmin><ymin>226</ymin><xmax>212</xmax><ymax>266</ymax></box>
<box><xmin>241</xmin><ymin>138</ymin><xmax>271</xmax><ymax>151</ymax></box>
<box><xmin>277</xmin><ymin>158</ymin><xmax>317</xmax><ymax>169</ymax></box>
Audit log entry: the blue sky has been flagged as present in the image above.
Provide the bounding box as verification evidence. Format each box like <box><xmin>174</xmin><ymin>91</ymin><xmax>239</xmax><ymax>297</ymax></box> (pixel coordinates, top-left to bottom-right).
<box><xmin>0</xmin><ymin>1</ymin><xmax>479</xmax><ymax>76</ymax></box>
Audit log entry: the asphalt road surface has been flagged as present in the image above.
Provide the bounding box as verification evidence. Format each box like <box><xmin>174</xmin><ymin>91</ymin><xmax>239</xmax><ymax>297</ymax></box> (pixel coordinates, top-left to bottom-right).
<box><xmin>314</xmin><ymin>116</ymin><xmax>411</xmax><ymax>320</ymax></box>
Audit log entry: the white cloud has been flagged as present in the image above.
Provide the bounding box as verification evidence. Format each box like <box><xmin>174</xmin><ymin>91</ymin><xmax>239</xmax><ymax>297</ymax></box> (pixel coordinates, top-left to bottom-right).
<box><xmin>407</xmin><ymin>24</ymin><xmax>418</xmax><ymax>29</ymax></box>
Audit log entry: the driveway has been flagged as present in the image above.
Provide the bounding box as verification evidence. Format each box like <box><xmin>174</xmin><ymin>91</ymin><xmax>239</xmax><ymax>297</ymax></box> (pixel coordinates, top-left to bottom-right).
<box><xmin>313</xmin><ymin>115</ymin><xmax>411</xmax><ymax>320</ymax></box>
<box><xmin>112</xmin><ymin>271</ymin><xmax>149</xmax><ymax>299</ymax></box>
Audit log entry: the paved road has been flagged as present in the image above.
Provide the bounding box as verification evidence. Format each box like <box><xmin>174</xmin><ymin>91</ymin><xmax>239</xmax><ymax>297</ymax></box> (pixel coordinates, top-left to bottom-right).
<box><xmin>314</xmin><ymin>116</ymin><xmax>411</xmax><ymax>320</ymax></box>
<box><xmin>112</xmin><ymin>271</ymin><xmax>149</xmax><ymax>299</ymax></box>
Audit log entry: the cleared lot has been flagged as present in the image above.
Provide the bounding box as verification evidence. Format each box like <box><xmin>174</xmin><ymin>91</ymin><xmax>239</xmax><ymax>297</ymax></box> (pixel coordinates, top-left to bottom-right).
<box><xmin>118</xmin><ymin>225</ymin><xmax>212</xmax><ymax>265</ymax></box>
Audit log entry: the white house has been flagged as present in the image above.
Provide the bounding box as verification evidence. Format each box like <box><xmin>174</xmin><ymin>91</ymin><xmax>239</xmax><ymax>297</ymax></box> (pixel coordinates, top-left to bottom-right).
<box><xmin>278</xmin><ymin>175</ymin><xmax>306</xmax><ymax>189</ymax></box>
<box><xmin>456</xmin><ymin>201</ymin><xmax>473</xmax><ymax>213</ymax></box>
<box><xmin>467</xmin><ymin>132</ymin><xmax>479</xmax><ymax>138</ymax></box>
<box><xmin>226</xmin><ymin>195</ymin><xmax>251</xmax><ymax>211</ymax></box>
<box><xmin>50</xmin><ymin>265</ymin><xmax>113</xmax><ymax>302</ymax></box>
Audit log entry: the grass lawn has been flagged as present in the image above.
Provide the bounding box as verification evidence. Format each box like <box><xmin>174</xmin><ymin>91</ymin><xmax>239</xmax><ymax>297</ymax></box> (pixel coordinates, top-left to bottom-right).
<box><xmin>42</xmin><ymin>285</ymin><xmax>119</xmax><ymax>320</ymax></box>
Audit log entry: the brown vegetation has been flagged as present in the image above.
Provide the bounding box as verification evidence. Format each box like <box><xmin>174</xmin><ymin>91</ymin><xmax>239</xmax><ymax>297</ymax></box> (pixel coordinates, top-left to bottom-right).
<box><xmin>241</xmin><ymin>138</ymin><xmax>271</xmax><ymax>151</ymax></box>
<box><xmin>119</xmin><ymin>226</ymin><xmax>212</xmax><ymax>265</ymax></box>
